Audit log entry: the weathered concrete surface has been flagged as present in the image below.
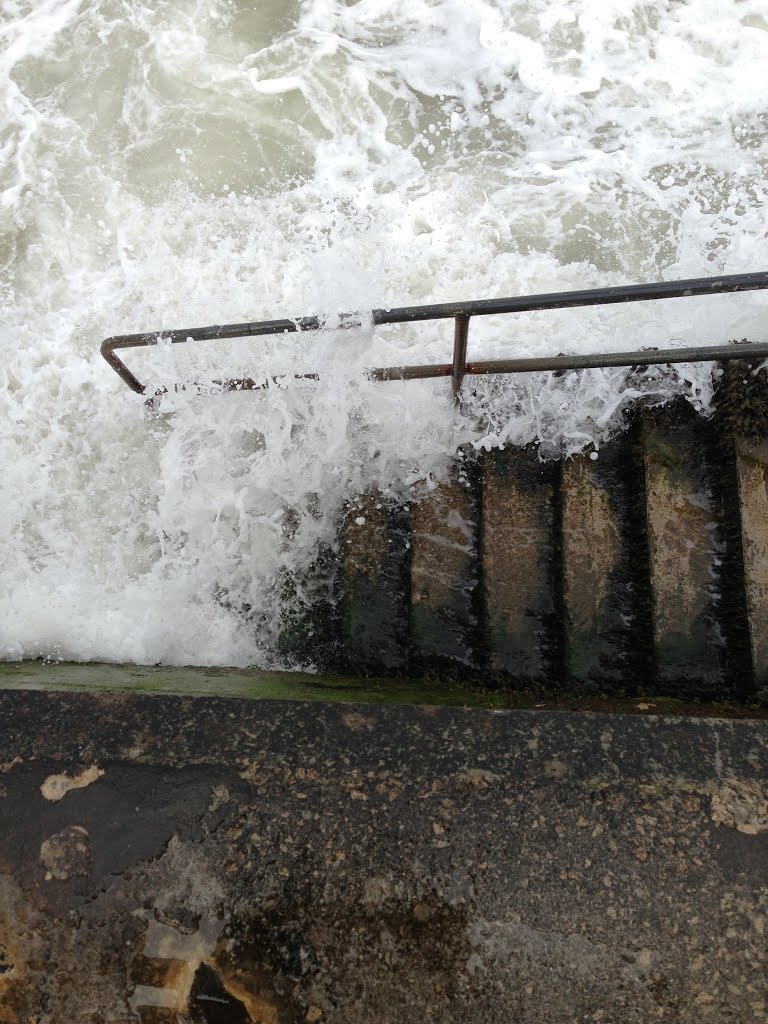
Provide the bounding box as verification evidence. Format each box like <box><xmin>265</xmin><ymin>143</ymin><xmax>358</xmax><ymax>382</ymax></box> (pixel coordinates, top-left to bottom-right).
<box><xmin>643</xmin><ymin>408</ymin><xmax>726</xmax><ymax>697</ymax></box>
<box><xmin>340</xmin><ymin>497</ymin><xmax>409</xmax><ymax>674</ymax></box>
<box><xmin>482</xmin><ymin>447</ymin><xmax>559</xmax><ymax>683</ymax></box>
<box><xmin>276</xmin><ymin>396</ymin><xmax>768</xmax><ymax>696</ymax></box>
<box><xmin>562</xmin><ymin>453</ymin><xmax>622</xmax><ymax>683</ymax></box>
<box><xmin>410</xmin><ymin>459</ymin><xmax>480</xmax><ymax>673</ymax></box>
<box><xmin>735</xmin><ymin>440</ymin><xmax>768</xmax><ymax>693</ymax></box>
<box><xmin>1</xmin><ymin>690</ymin><xmax>767</xmax><ymax>1023</ymax></box>
<box><xmin>561</xmin><ymin>438</ymin><xmax>649</xmax><ymax>690</ymax></box>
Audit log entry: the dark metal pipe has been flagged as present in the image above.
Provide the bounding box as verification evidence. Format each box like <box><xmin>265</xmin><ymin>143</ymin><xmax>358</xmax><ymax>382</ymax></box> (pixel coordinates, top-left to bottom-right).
<box><xmin>364</xmin><ymin>343</ymin><xmax>768</xmax><ymax>385</ymax></box>
<box><xmin>452</xmin><ymin>315</ymin><xmax>470</xmax><ymax>398</ymax></box>
<box><xmin>368</xmin><ymin>363</ymin><xmax>453</xmax><ymax>382</ymax></box>
<box><xmin>101</xmin><ymin>342</ymin><xmax>146</xmax><ymax>394</ymax></box>
<box><xmin>101</xmin><ymin>271</ymin><xmax>768</xmax><ymax>396</ymax></box>
<box><xmin>465</xmin><ymin>342</ymin><xmax>768</xmax><ymax>376</ymax></box>
<box><xmin>370</xmin><ymin>271</ymin><xmax>768</xmax><ymax>324</ymax></box>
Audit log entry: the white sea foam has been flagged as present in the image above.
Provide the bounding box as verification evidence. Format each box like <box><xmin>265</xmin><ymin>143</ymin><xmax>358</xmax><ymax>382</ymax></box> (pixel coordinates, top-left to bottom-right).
<box><xmin>1</xmin><ymin>0</ymin><xmax>767</xmax><ymax>666</ymax></box>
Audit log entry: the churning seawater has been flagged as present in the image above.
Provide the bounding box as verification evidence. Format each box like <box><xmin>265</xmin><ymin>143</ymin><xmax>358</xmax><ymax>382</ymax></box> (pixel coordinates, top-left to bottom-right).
<box><xmin>1</xmin><ymin>0</ymin><xmax>767</xmax><ymax>666</ymax></box>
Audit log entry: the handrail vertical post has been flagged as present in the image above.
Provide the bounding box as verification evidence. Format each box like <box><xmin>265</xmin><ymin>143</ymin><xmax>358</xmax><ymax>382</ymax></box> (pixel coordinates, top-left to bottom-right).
<box><xmin>452</xmin><ymin>314</ymin><xmax>470</xmax><ymax>400</ymax></box>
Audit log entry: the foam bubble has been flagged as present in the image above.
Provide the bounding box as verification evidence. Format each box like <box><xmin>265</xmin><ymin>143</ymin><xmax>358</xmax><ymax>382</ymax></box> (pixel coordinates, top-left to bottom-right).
<box><xmin>1</xmin><ymin>0</ymin><xmax>767</xmax><ymax>666</ymax></box>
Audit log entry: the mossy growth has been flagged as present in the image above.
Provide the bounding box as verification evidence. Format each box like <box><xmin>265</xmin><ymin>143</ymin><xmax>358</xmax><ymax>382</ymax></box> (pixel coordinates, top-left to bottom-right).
<box><xmin>1</xmin><ymin>660</ymin><xmax>766</xmax><ymax>716</ymax></box>
<box><xmin>715</xmin><ymin>351</ymin><xmax>768</xmax><ymax>447</ymax></box>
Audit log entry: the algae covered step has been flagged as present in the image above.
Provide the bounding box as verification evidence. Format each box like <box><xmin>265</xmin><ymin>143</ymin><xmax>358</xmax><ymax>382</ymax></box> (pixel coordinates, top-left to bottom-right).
<box><xmin>0</xmin><ymin>660</ymin><xmax>510</xmax><ymax>709</ymax></box>
<box><xmin>410</xmin><ymin>453</ymin><xmax>481</xmax><ymax>673</ymax></box>
<box><xmin>240</xmin><ymin>366</ymin><xmax>768</xmax><ymax>701</ymax></box>
<box><xmin>561</xmin><ymin>435</ymin><xmax>649</xmax><ymax>690</ymax></box>
<box><xmin>288</xmin><ymin>382</ymin><xmax>768</xmax><ymax>704</ymax></box>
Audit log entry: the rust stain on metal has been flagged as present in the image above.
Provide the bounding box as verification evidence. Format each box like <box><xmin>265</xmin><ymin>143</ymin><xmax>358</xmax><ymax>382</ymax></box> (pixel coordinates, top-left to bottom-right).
<box><xmin>735</xmin><ymin>440</ymin><xmax>768</xmax><ymax>683</ymax></box>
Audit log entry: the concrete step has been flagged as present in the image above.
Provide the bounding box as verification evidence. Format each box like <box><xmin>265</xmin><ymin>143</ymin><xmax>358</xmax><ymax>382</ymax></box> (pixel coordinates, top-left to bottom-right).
<box><xmin>409</xmin><ymin>453</ymin><xmax>480</xmax><ymax>673</ymax></box>
<box><xmin>282</xmin><ymin>378</ymin><xmax>768</xmax><ymax>705</ymax></box>
<box><xmin>734</xmin><ymin>442</ymin><xmax>768</xmax><ymax>687</ymax></box>
<box><xmin>340</xmin><ymin>495</ymin><xmax>410</xmax><ymax>674</ymax></box>
<box><xmin>641</xmin><ymin>405</ymin><xmax>728</xmax><ymax>698</ymax></box>
<box><xmin>561</xmin><ymin>435</ymin><xmax>649</xmax><ymax>690</ymax></box>
<box><xmin>482</xmin><ymin>446</ymin><xmax>560</xmax><ymax>684</ymax></box>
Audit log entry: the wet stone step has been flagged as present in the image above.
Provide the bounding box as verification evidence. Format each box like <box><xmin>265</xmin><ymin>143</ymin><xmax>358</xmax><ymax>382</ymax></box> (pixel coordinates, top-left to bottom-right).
<box><xmin>289</xmin><ymin>375</ymin><xmax>768</xmax><ymax>703</ymax></box>
<box><xmin>278</xmin><ymin>531</ymin><xmax>339</xmax><ymax>671</ymax></box>
<box><xmin>734</xmin><ymin>440</ymin><xmax>768</xmax><ymax>696</ymax></box>
<box><xmin>481</xmin><ymin>446</ymin><xmax>560</xmax><ymax>684</ymax></box>
<box><xmin>561</xmin><ymin>435</ymin><xmax>651</xmax><ymax>691</ymax></box>
<box><xmin>409</xmin><ymin>452</ymin><xmax>480</xmax><ymax>674</ymax></box>
<box><xmin>340</xmin><ymin>495</ymin><xmax>410</xmax><ymax>675</ymax></box>
<box><xmin>642</xmin><ymin>404</ymin><xmax>729</xmax><ymax>699</ymax></box>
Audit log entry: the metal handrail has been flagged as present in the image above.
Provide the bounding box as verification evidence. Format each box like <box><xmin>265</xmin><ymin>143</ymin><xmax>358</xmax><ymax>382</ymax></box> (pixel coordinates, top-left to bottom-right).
<box><xmin>101</xmin><ymin>271</ymin><xmax>768</xmax><ymax>399</ymax></box>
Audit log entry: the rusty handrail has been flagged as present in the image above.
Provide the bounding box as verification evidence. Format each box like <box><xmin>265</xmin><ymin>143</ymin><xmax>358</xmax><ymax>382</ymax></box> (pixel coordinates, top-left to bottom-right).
<box><xmin>101</xmin><ymin>271</ymin><xmax>768</xmax><ymax>398</ymax></box>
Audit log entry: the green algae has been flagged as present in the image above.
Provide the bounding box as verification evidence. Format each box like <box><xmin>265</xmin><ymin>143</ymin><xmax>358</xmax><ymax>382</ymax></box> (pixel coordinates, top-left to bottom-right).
<box><xmin>0</xmin><ymin>661</ymin><xmax>765</xmax><ymax>717</ymax></box>
<box><xmin>0</xmin><ymin>660</ymin><xmax>508</xmax><ymax>708</ymax></box>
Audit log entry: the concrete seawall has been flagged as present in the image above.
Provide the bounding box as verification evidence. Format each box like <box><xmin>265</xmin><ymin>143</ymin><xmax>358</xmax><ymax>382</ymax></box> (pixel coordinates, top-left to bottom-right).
<box><xmin>282</xmin><ymin>390</ymin><xmax>768</xmax><ymax>705</ymax></box>
<box><xmin>1</xmin><ymin>688</ymin><xmax>766</xmax><ymax>1022</ymax></box>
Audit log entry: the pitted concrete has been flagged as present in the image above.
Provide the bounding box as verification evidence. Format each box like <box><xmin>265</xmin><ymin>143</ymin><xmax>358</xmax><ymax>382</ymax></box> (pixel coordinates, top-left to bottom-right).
<box><xmin>736</xmin><ymin>440</ymin><xmax>768</xmax><ymax>687</ymax></box>
<box><xmin>0</xmin><ymin>690</ymin><xmax>766</xmax><ymax>1023</ymax></box>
